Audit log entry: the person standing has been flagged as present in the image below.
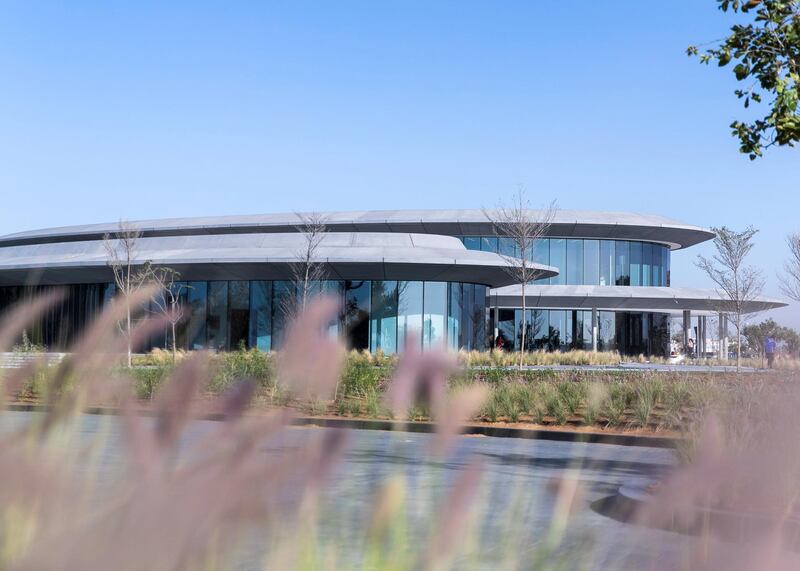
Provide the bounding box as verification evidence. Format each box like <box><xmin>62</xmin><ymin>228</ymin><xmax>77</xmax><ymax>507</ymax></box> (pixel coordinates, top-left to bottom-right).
<box><xmin>765</xmin><ymin>336</ymin><xmax>777</xmax><ymax>369</ymax></box>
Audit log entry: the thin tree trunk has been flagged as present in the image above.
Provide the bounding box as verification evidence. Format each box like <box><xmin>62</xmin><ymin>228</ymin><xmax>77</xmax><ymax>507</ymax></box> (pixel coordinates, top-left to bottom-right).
<box><xmin>519</xmin><ymin>280</ymin><xmax>526</xmax><ymax>369</ymax></box>
<box><xmin>126</xmin><ymin>303</ymin><xmax>132</xmax><ymax>368</ymax></box>
<box><xmin>172</xmin><ymin>321</ymin><xmax>177</xmax><ymax>365</ymax></box>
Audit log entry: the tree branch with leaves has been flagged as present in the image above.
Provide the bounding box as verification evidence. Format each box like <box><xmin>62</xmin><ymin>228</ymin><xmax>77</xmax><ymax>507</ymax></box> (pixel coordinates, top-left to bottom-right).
<box><xmin>688</xmin><ymin>0</ymin><xmax>800</xmax><ymax>159</ymax></box>
<box><xmin>780</xmin><ymin>232</ymin><xmax>800</xmax><ymax>301</ymax></box>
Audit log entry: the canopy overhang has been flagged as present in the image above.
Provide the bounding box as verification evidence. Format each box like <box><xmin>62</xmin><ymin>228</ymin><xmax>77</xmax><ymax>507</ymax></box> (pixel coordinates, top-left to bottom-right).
<box><xmin>489</xmin><ymin>284</ymin><xmax>788</xmax><ymax>314</ymax></box>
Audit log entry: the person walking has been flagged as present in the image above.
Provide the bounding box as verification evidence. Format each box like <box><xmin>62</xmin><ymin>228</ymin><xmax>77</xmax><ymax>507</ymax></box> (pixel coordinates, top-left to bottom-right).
<box><xmin>765</xmin><ymin>336</ymin><xmax>777</xmax><ymax>369</ymax></box>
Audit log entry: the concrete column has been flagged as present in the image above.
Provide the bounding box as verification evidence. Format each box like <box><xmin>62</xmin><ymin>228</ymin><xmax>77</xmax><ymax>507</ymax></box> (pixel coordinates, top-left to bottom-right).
<box><xmin>591</xmin><ymin>307</ymin><xmax>598</xmax><ymax>352</ymax></box>
<box><xmin>683</xmin><ymin>310</ymin><xmax>691</xmax><ymax>357</ymax></box>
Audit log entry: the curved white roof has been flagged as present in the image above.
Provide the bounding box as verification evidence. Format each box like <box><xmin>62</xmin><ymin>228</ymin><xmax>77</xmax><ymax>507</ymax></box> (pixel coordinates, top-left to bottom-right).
<box><xmin>0</xmin><ymin>209</ymin><xmax>714</xmax><ymax>250</ymax></box>
<box><xmin>0</xmin><ymin>232</ymin><xmax>557</xmax><ymax>288</ymax></box>
<box><xmin>490</xmin><ymin>284</ymin><xmax>788</xmax><ymax>314</ymax></box>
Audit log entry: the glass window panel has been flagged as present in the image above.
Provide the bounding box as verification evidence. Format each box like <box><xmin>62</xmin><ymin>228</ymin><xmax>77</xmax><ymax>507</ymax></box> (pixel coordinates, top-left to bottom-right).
<box><xmin>642</xmin><ymin>243</ymin><xmax>652</xmax><ymax>286</ymax></box>
<box><xmin>423</xmin><ymin>281</ymin><xmax>447</xmax><ymax>348</ymax></box>
<box><xmin>599</xmin><ymin>311</ymin><xmax>616</xmax><ymax>352</ymax></box>
<box><xmin>532</xmin><ymin>309</ymin><xmax>548</xmax><ymax>349</ymax></box>
<box><xmin>447</xmin><ymin>283</ymin><xmax>462</xmax><ymax>351</ymax></box>
<box><xmin>473</xmin><ymin>285</ymin><xmax>488</xmax><ymax>351</ymax></box>
<box><xmin>498</xmin><ymin>237</ymin><xmax>516</xmax><ymax>258</ymax></box>
<box><xmin>344</xmin><ymin>280</ymin><xmax>370</xmax><ymax>351</ymax></box>
<box><xmin>370</xmin><ymin>280</ymin><xmax>398</xmax><ymax>354</ymax></box>
<box><xmin>497</xmin><ymin>308</ymin><xmax>515</xmax><ymax>351</ymax></box>
<box><xmin>582</xmin><ymin>310</ymin><xmax>592</xmax><ymax>351</ymax></box>
<box><xmin>481</xmin><ymin>236</ymin><xmax>498</xmax><ymax>253</ymax></box>
<box><xmin>460</xmin><ymin>283</ymin><xmax>474</xmax><ymax>350</ymax></box>
<box><xmin>665</xmin><ymin>247</ymin><xmax>671</xmax><ymax>286</ymax></box>
<box><xmin>271</xmin><ymin>280</ymin><xmax>295</xmax><ymax>349</ymax></box>
<box><xmin>398</xmin><ymin>281</ymin><xmax>423</xmax><ymax>352</ymax></box>
<box><xmin>652</xmin><ymin>245</ymin><xmax>662</xmax><ymax>287</ymax></box>
<box><xmin>463</xmin><ymin>236</ymin><xmax>481</xmax><ymax>252</ymax></box>
<box><xmin>207</xmin><ymin>281</ymin><xmax>228</xmax><ymax>351</ymax></box>
<box><xmin>583</xmin><ymin>240</ymin><xmax>600</xmax><ymax>285</ymax></box>
<box><xmin>249</xmin><ymin>281</ymin><xmax>272</xmax><ymax>351</ymax></box>
<box><xmin>549</xmin><ymin>239</ymin><xmax>566</xmax><ymax>285</ymax></box>
<box><xmin>533</xmin><ymin>239</ymin><xmax>550</xmax><ymax>282</ymax></box>
<box><xmin>599</xmin><ymin>240</ymin><xmax>615</xmax><ymax>286</ymax></box>
<box><xmin>185</xmin><ymin>281</ymin><xmax>208</xmax><ymax>350</ymax></box>
<box><xmin>615</xmin><ymin>241</ymin><xmax>630</xmax><ymax>286</ymax></box>
<box><xmin>227</xmin><ymin>281</ymin><xmax>250</xmax><ymax>350</ymax></box>
<box><xmin>566</xmin><ymin>239</ymin><xmax>584</xmax><ymax>285</ymax></box>
<box><xmin>630</xmin><ymin>242</ymin><xmax>643</xmax><ymax>286</ymax></box>
<box><xmin>548</xmin><ymin>310</ymin><xmax>566</xmax><ymax>351</ymax></box>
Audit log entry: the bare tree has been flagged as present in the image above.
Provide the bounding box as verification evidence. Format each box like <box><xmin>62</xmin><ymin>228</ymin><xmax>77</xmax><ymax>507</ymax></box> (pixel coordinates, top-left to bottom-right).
<box><xmin>780</xmin><ymin>233</ymin><xmax>800</xmax><ymax>302</ymax></box>
<box><xmin>104</xmin><ymin>221</ymin><xmax>154</xmax><ymax>367</ymax></box>
<box><xmin>696</xmin><ymin>226</ymin><xmax>765</xmax><ymax>372</ymax></box>
<box><xmin>484</xmin><ymin>190</ymin><xmax>557</xmax><ymax>368</ymax></box>
<box><xmin>281</xmin><ymin>212</ymin><xmax>329</xmax><ymax>322</ymax></box>
<box><xmin>148</xmin><ymin>267</ymin><xmax>188</xmax><ymax>364</ymax></box>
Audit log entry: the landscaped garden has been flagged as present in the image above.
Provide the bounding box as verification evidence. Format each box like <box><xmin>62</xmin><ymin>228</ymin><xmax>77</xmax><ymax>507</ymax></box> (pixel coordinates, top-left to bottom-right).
<box><xmin>13</xmin><ymin>347</ymin><xmax>797</xmax><ymax>445</ymax></box>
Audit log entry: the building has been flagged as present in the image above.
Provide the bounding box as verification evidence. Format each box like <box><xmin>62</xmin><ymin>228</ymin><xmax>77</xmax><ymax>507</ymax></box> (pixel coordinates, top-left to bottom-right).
<box><xmin>0</xmin><ymin>210</ymin><xmax>786</xmax><ymax>356</ymax></box>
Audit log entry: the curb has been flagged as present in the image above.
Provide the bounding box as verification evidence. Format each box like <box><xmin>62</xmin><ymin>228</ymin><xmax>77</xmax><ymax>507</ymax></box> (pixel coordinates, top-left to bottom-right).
<box><xmin>5</xmin><ymin>403</ymin><xmax>678</xmax><ymax>449</ymax></box>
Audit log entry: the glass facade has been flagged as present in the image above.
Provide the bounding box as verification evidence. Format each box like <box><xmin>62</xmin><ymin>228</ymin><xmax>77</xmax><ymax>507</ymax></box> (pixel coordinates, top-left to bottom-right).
<box><xmin>0</xmin><ymin>280</ymin><xmax>488</xmax><ymax>354</ymax></box>
<box><xmin>492</xmin><ymin>308</ymin><xmax>670</xmax><ymax>356</ymax></box>
<box><xmin>460</xmin><ymin>237</ymin><xmax>670</xmax><ymax>287</ymax></box>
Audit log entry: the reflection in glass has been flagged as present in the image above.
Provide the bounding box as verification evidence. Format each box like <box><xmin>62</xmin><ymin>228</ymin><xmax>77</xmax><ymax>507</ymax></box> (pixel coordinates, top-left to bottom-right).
<box><xmin>249</xmin><ymin>281</ymin><xmax>272</xmax><ymax>351</ymax></box>
<box><xmin>549</xmin><ymin>310</ymin><xmax>565</xmax><ymax>351</ymax></box>
<box><xmin>271</xmin><ymin>281</ymin><xmax>295</xmax><ymax>349</ymax></box>
<box><xmin>642</xmin><ymin>243</ymin><xmax>652</xmax><ymax>287</ymax></box>
<box><xmin>498</xmin><ymin>237</ymin><xmax>517</xmax><ymax>258</ymax></box>
<box><xmin>207</xmin><ymin>281</ymin><xmax>229</xmax><ymax>351</ymax></box>
<box><xmin>615</xmin><ymin>241</ymin><xmax>630</xmax><ymax>286</ymax></box>
<box><xmin>549</xmin><ymin>239</ymin><xmax>566</xmax><ymax>285</ymax></box>
<box><xmin>480</xmin><ymin>236</ymin><xmax>498</xmax><ymax>253</ymax></box>
<box><xmin>423</xmin><ymin>281</ymin><xmax>447</xmax><ymax>348</ymax></box>
<box><xmin>463</xmin><ymin>236</ymin><xmax>481</xmax><ymax>251</ymax></box>
<box><xmin>344</xmin><ymin>280</ymin><xmax>371</xmax><ymax>351</ymax></box>
<box><xmin>187</xmin><ymin>281</ymin><xmax>208</xmax><ymax>350</ymax></box>
<box><xmin>447</xmin><ymin>283</ymin><xmax>462</xmax><ymax>351</ymax></box>
<box><xmin>228</xmin><ymin>281</ymin><xmax>250</xmax><ymax>350</ymax></box>
<box><xmin>566</xmin><ymin>239</ymin><xmax>584</xmax><ymax>285</ymax></box>
<box><xmin>583</xmin><ymin>240</ymin><xmax>600</xmax><ymax>285</ymax></box>
<box><xmin>370</xmin><ymin>280</ymin><xmax>398</xmax><ymax>354</ymax></box>
<box><xmin>599</xmin><ymin>240</ymin><xmax>615</xmax><ymax>286</ymax></box>
<box><xmin>398</xmin><ymin>281</ymin><xmax>423</xmax><ymax>352</ymax></box>
<box><xmin>630</xmin><ymin>242</ymin><xmax>642</xmax><ymax>286</ymax></box>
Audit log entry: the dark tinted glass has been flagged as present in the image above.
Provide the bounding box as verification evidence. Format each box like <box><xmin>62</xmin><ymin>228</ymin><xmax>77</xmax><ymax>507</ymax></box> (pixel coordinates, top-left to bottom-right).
<box><xmin>207</xmin><ymin>281</ymin><xmax>228</xmax><ymax>350</ymax></box>
<box><xmin>249</xmin><ymin>281</ymin><xmax>272</xmax><ymax>351</ymax></box>
<box><xmin>344</xmin><ymin>280</ymin><xmax>370</xmax><ymax>351</ymax></box>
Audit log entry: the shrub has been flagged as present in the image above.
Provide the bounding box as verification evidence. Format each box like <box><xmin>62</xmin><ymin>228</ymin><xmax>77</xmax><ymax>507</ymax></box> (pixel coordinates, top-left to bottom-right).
<box><xmin>602</xmin><ymin>383</ymin><xmax>629</xmax><ymax>427</ymax></box>
<box><xmin>364</xmin><ymin>389</ymin><xmax>382</xmax><ymax>418</ymax></box>
<box><xmin>340</xmin><ymin>354</ymin><xmax>388</xmax><ymax>398</ymax></box>
<box><xmin>130</xmin><ymin>365</ymin><xmax>172</xmax><ymax>399</ymax></box>
<box><xmin>557</xmin><ymin>381</ymin><xmax>583</xmax><ymax>416</ymax></box>
<box><xmin>542</xmin><ymin>384</ymin><xmax>567</xmax><ymax>425</ymax></box>
<box><xmin>210</xmin><ymin>349</ymin><xmax>273</xmax><ymax>393</ymax></box>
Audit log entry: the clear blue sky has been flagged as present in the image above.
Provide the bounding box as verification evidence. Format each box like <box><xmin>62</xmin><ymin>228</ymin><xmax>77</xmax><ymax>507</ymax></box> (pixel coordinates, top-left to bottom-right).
<box><xmin>1</xmin><ymin>1</ymin><xmax>798</xmax><ymax>326</ymax></box>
